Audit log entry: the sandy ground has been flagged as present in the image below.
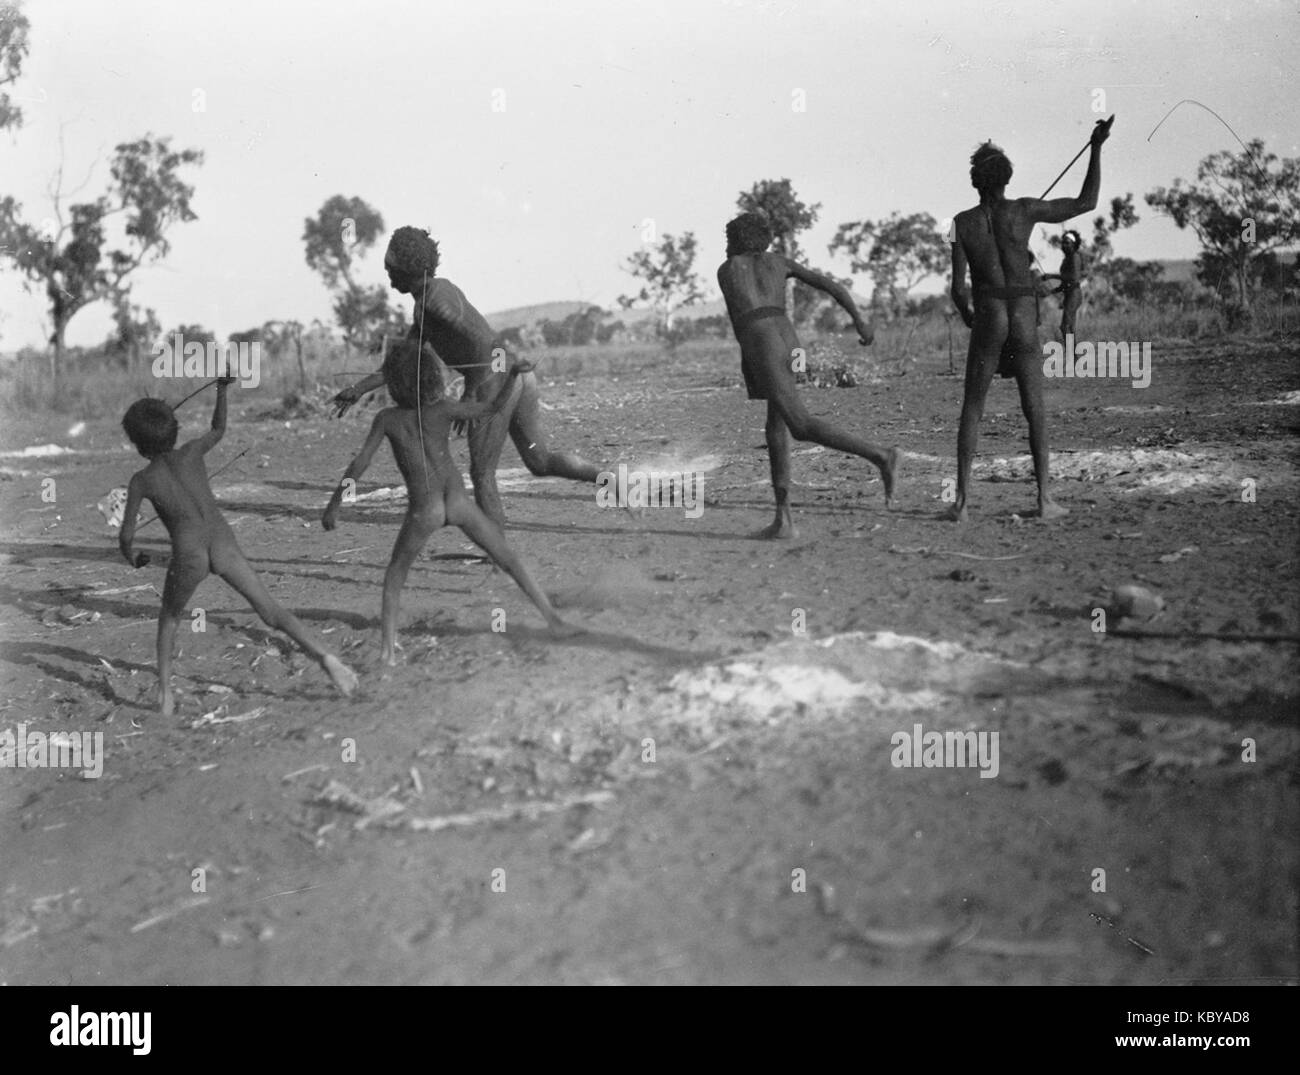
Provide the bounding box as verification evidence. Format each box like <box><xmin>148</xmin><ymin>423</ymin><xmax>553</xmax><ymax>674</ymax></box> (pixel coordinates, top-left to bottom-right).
<box><xmin>1</xmin><ymin>336</ymin><xmax>1297</xmax><ymax>985</ymax></box>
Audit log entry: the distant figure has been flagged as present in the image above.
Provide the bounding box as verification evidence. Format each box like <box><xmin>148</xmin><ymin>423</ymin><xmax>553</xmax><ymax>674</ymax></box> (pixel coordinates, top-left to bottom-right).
<box><xmin>1041</xmin><ymin>230</ymin><xmax>1085</xmax><ymax>342</ymax></box>
<box><xmin>716</xmin><ymin>212</ymin><xmax>897</xmax><ymax>539</ymax></box>
<box><xmin>330</xmin><ymin>227</ymin><xmax>603</xmax><ymax>526</ymax></box>
<box><xmin>323</xmin><ymin>340</ymin><xmax>581</xmax><ymax>666</ymax></box>
<box><xmin>119</xmin><ymin>376</ymin><xmax>357</xmax><ymax>716</ymax></box>
<box><xmin>947</xmin><ymin>118</ymin><xmax>1110</xmax><ymax>522</ymax></box>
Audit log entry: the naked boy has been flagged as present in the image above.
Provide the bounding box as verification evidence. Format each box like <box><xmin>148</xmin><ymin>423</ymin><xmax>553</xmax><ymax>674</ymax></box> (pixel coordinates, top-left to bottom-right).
<box><xmin>120</xmin><ymin>377</ymin><xmax>357</xmax><ymax>716</ymax></box>
<box><xmin>323</xmin><ymin>340</ymin><xmax>580</xmax><ymax>665</ymax></box>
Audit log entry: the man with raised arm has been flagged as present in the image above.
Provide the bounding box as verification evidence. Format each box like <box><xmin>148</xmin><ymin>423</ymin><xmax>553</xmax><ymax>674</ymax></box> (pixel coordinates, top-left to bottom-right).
<box><xmin>947</xmin><ymin>118</ymin><xmax>1110</xmax><ymax>522</ymax></box>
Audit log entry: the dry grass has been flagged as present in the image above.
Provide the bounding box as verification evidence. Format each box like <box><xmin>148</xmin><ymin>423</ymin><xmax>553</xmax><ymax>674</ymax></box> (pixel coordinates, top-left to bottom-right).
<box><xmin>2</xmin><ymin>297</ymin><xmax>1296</xmax><ymax>423</ymax></box>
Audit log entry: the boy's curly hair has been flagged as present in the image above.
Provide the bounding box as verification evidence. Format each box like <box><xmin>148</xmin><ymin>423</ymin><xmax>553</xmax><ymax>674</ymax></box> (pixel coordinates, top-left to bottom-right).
<box><xmin>384</xmin><ymin>226</ymin><xmax>441</xmax><ymax>277</ymax></box>
<box><xmin>1062</xmin><ymin>229</ymin><xmax>1083</xmax><ymax>249</ymax></box>
<box><xmin>122</xmin><ymin>398</ymin><xmax>179</xmax><ymax>457</ymax></box>
<box><xmin>725</xmin><ymin>212</ymin><xmax>773</xmax><ymax>256</ymax></box>
<box><xmin>970</xmin><ymin>141</ymin><xmax>1013</xmax><ymax>193</ymax></box>
<box><xmin>383</xmin><ymin>339</ymin><xmax>445</xmax><ymax>409</ymax></box>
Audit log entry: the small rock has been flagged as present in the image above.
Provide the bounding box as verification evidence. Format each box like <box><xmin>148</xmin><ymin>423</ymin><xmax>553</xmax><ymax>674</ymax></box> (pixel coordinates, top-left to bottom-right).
<box><xmin>1111</xmin><ymin>584</ymin><xmax>1164</xmax><ymax>619</ymax></box>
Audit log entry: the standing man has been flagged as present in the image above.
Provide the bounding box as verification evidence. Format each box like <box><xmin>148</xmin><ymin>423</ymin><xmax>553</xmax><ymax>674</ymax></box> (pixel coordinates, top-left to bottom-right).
<box><xmin>947</xmin><ymin>119</ymin><xmax>1110</xmax><ymax>522</ymax></box>
<box><xmin>1042</xmin><ymin>230</ymin><xmax>1085</xmax><ymax>343</ymax></box>
<box><xmin>717</xmin><ymin>212</ymin><xmax>898</xmax><ymax>539</ymax></box>
<box><xmin>331</xmin><ymin>227</ymin><xmax>603</xmax><ymax>527</ymax></box>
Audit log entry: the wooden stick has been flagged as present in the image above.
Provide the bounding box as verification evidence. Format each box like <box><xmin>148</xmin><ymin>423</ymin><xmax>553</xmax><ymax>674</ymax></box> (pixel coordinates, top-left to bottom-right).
<box><xmin>1039</xmin><ymin>115</ymin><xmax>1113</xmax><ymax>199</ymax></box>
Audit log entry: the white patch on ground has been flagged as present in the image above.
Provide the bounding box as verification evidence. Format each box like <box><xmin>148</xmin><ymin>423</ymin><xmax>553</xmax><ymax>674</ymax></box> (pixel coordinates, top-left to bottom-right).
<box><xmin>909</xmin><ymin>445</ymin><xmax>1296</xmax><ymax>495</ymax></box>
<box><xmin>1254</xmin><ymin>389</ymin><xmax>1300</xmax><ymax>406</ymax></box>
<box><xmin>1101</xmin><ymin>404</ymin><xmax>1171</xmax><ymax>415</ymax></box>
<box><xmin>0</xmin><ymin>444</ymin><xmax>76</xmax><ymax>458</ymax></box>
<box><xmin>667</xmin><ymin>631</ymin><xmax>1019</xmax><ymax>729</ymax></box>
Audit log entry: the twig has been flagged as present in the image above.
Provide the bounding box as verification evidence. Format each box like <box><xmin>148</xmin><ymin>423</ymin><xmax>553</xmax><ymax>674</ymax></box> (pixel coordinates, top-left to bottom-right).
<box><xmin>129</xmin><ymin>896</ymin><xmax>210</xmax><ymax>934</ymax></box>
<box><xmin>888</xmin><ymin>545</ymin><xmax>1027</xmax><ymax>561</ymax></box>
<box><xmin>404</xmin><ymin>790</ymin><xmax>615</xmax><ymax>834</ymax></box>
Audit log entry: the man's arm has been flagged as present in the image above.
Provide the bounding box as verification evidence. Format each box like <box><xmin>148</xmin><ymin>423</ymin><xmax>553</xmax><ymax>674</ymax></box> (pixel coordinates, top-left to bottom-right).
<box><xmin>438</xmin><ymin>362</ymin><xmax>534</xmax><ymax>421</ymax></box>
<box><xmin>119</xmin><ymin>474</ymin><xmax>149</xmax><ymax>567</ymax></box>
<box><xmin>1028</xmin><ymin>119</ymin><xmax>1110</xmax><ymax>225</ymax></box>
<box><xmin>322</xmin><ymin>412</ymin><xmax>390</xmax><ymax>530</ymax></box>
<box><xmin>331</xmin><ymin>371</ymin><xmax>387</xmax><ymax>418</ymax></box>
<box><xmin>950</xmin><ymin>237</ymin><xmax>974</xmax><ymax>328</ymax></box>
<box><xmin>194</xmin><ymin>376</ymin><xmax>235</xmax><ymax>453</ymax></box>
<box><xmin>785</xmin><ymin>261</ymin><xmax>873</xmax><ymax>344</ymax></box>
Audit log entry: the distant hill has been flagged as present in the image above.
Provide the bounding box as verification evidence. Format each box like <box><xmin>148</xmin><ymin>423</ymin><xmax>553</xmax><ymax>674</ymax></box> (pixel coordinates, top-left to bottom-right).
<box><xmin>485</xmin><ymin>293</ymin><xmax>871</xmax><ymax>328</ymax></box>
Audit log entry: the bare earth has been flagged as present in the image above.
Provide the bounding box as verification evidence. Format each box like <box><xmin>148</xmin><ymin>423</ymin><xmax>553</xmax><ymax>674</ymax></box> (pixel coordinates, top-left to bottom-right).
<box><xmin>1</xmin><ymin>337</ymin><xmax>1297</xmax><ymax>985</ymax></box>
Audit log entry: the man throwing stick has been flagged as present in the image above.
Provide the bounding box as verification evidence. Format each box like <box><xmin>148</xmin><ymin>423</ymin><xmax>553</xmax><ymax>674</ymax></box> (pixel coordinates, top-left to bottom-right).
<box><xmin>717</xmin><ymin>212</ymin><xmax>898</xmax><ymax>539</ymax></box>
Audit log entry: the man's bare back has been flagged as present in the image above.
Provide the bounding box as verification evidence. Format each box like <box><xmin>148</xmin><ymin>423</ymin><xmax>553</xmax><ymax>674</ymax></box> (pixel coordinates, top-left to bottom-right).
<box><xmin>946</xmin><ymin>121</ymin><xmax>1110</xmax><ymax>522</ymax></box>
<box><xmin>717</xmin><ymin>213</ymin><xmax>893</xmax><ymax>539</ymax></box>
<box><xmin>330</xmin><ymin>226</ymin><xmax>603</xmax><ymax>525</ymax></box>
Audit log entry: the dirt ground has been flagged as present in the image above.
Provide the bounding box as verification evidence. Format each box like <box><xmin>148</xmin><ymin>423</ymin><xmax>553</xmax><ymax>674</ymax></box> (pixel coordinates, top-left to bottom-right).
<box><xmin>1</xmin><ymin>336</ymin><xmax>1297</xmax><ymax>985</ymax></box>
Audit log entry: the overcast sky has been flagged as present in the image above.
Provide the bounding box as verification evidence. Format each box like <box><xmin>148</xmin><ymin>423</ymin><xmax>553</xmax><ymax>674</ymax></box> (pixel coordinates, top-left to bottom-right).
<box><xmin>2</xmin><ymin>0</ymin><xmax>1296</xmax><ymax>349</ymax></box>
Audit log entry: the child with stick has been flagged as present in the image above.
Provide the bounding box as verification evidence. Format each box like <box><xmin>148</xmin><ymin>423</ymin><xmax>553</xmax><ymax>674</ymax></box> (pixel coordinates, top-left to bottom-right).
<box><xmin>119</xmin><ymin>374</ymin><xmax>358</xmax><ymax>715</ymax></box>
<box><xmin>322</xmin><ymin>341</ymin><xmax>580</xmax><ymax>664</ymax></box>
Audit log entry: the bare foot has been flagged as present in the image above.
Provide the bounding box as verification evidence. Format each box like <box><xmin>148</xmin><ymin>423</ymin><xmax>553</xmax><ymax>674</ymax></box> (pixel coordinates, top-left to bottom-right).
<box><xmin>547</xmin><ymin>618</ymin><xmax>585</xmax><ymax>639</ymax></box>
<box><xmin>158</xmin><ymin>684</ymin><xmax>174</xmax><ymax>718</ymax></box>
<box><xmin>753</xmin><ymin>517</ymin><xmax>797</xmax><ymax>540</ymax></box>
<box><xmin>1037</xmin><ymin>500</ymin><xmax>1069</xmax><ymax>520</ymax></box>
<box><xmin>880</xmin><ymin>447</ymin><xmax>900</xmax><ymax>506</ymax></box>
<box><xmin>322</xmin><ymin>654</ymin><xmax>358</xmax><ymax>695</ymax></box>
<box><xmin>941</xmin><ymin>503</ymin><xmax>968</xmax><ymax>523</ymax></box>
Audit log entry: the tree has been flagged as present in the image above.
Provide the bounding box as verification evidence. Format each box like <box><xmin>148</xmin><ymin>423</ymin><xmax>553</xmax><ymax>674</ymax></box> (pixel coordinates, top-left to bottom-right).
<box><xmin>737</xmin><ymin>178</ymin><xmax>824</xmax><ymax>323</ymax></box>
<box><xmin>303</xmin><ymin>195</ymin><xmax>399</xmax><ymax>355</ymax></box>
<box><xmin>1146</xmin><ymin>139</ymin><xmax>1300</xmax><ymax>314</ymax></box>
<box><xmin>106</xmin><ymin>295</ymin><xmax>159</xmax><ymax>373</ymax></box>
<box><xmin>263</xmin><ymin>319</ymin><xmax>306</xmax><ymax>391</ymax></box>
<box><xmin>829</xmin><ymin>211</ymin><xmax>948</xmax><ymax>319</ymax></box>
<box><xmin>617</xmin><ymin>231</ymin><xmax>706</xmax><ymax>335</ymax></box>
<box><xmin>0</xmin><ymin>2</ymin><xmax>30</xmax><ymax>133</ymax></box>
<box><xmin>0</xmin><ymin>135</ymin><xmax>203</xmax><ymax>389</ymax></box>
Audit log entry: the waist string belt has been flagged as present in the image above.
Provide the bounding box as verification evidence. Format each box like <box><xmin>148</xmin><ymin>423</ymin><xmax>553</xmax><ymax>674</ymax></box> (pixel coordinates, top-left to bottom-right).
<box><xmin>733</xmin><ymin>305</ymin><xmax>788</xmax><ymax>332</ymax></box>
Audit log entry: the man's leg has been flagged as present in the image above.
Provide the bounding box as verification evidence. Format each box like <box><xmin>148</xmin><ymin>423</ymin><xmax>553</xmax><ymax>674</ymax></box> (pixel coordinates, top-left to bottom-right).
<box><xmin>210</xmin><ymin>542</ymin><xmax>358</xmax><ymax>692</ymax></box>
<box><xmin>758</xmin><ymin>401</ymin><xmax>796</xmax><ymax>539</ymax></box>
<box><xmin>1061</xmin><ymin>290</ymin><xmax>1080</xmax><ymax>342</ymax></box>
<box><xmin>1010</xmin><ymin>316</ymin><xmax>1068</xmax><ymax>520</ymax></box>
<box><xmin>766</xmin><ymin>375</ymin><xmax>898</xmax><ymax>505</ymax></box>
<box><xmin>509</xmin><ymin>372</ymin><xmax>603</xmax><ymax>484</ymax></box>
<box><xmin>444</xmin><ymin>489</ymin><xmax>581</xmax><ymax>636</ymax></box>
<box><xmin>944</xmin><ymin>312</ymin><xmax>1003</xmax><ymax>523</ymax></box>
<box><xmin>375</xmin><ymin>506</ymin><xmax>443</xmax><ymax>665</ymax></box>
<box><xmin>157</xmin><ymin>548</ymin><xmax>209</xmax><ymax>716</ymax></box>
<box><xmin>462</xmin><ymin>371</ymin><xmax>523</xmax><ymax>528</ymax></box>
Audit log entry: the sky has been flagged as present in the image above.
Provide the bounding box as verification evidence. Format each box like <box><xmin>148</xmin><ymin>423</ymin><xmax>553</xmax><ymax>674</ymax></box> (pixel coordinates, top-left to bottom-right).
<box><xmin>2</xmin><ymin>0</ymin><xmax>1297</xmax><ymax>349</ymax></box>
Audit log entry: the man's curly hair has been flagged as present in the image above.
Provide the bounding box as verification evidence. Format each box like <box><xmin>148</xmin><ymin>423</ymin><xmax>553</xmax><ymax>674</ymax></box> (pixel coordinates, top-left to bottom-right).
<box><xmin>725</xmin><ymin>212</ymin><xmax>773</xmax><ymax>256</ymax></box>
<box><xmin>1062</xmin><ymin>229</ymin><xmax>1083</xmax><ymax>249</ymax></box>
<box><xmin>122</xmin><ymin>398</ymin><xmax>179</xmax><ymax>457</ymax></box>
<box><xmin>970</xmin><ymin>141</ymin><xmax>1013</xmax><ymax>193</ymax></box>
<box><xmin>385</xmin><ymin>226</ymin><xmax>441</xmax><ymax>277</ymax></box>
<box><xmin>383</xmin><ymin>339</ymin><xmax>445</xmax><ymax>409</ymax></box>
